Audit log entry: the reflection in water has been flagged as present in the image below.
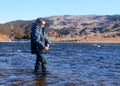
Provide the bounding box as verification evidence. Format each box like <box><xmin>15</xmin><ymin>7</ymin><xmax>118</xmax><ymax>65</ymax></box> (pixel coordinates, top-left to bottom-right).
<box><xmin>34</xmin><ymin>74</ymin><xmax>46</xmax><ymax>86</ymax></box>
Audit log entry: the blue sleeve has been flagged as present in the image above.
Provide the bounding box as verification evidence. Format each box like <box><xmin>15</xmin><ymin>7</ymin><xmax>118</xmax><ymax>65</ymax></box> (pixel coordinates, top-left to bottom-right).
<box><xmin>44</xmin><ymin>33</ymin><xmax>51</xmax><ymax>45</ymax></box>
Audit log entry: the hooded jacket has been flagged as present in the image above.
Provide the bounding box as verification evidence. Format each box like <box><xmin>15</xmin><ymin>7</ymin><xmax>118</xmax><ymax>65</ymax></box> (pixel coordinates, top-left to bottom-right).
<box><xmin>31</xmin><ymin>22</ymin><xmax>51</xmax><ymax>54</ymax></box>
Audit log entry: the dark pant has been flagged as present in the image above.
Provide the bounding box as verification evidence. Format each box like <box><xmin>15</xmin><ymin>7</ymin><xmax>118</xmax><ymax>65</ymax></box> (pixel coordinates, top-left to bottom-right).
<box><xmin>35</xmin><ymin>53</ymin><xmax>47</xmax><ymax>72</ymax></box>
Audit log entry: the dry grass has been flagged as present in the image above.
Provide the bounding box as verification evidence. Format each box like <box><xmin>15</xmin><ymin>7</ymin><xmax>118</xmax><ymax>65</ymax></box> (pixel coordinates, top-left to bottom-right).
<box><xmin>0</xmin><ymin>34</ymin><xmax>10</xmax><ymax>42</ymax></box>
<box><xmin>0</xmin><ymin>34</ymin><xmax>120</xmax><ymax>43</ymax></box>
<box><xmin>50</xmin><ymin>37</ymin><xmax>120</xmax><ymax>43</ymax></box>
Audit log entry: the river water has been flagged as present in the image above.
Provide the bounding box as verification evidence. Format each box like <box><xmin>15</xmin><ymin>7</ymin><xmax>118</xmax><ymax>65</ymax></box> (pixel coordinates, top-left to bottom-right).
<box><xmin>0</xmin><ymin>41</ymin><xmax>120</xmax><ymax>86</ymax></box>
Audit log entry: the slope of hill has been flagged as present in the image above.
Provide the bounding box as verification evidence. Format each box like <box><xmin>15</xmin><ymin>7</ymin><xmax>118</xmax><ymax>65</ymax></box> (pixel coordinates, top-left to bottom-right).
<box><xmin>45</xmin><ymin>15</ymin><xmax>120</xmax><ymax>38</ymax></box>
<box><xmin>0</xmin><ymin>15</ymin><xmax>120</xmax><ymax>42</ymax></box>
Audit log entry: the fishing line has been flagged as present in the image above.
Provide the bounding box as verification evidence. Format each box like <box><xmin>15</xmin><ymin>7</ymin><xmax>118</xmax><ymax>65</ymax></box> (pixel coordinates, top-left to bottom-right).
<box><xmin>17</xmin><ymin>50</ymin><xmax>29</xmax><ymax>58</ymax></box>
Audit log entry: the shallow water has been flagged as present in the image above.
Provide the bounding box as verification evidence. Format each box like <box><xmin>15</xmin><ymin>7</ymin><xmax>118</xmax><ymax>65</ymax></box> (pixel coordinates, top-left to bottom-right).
<box><xmin>0</xmin><ymin>41</ymin><xmax>120</xmax><ymax>86</ymax></box>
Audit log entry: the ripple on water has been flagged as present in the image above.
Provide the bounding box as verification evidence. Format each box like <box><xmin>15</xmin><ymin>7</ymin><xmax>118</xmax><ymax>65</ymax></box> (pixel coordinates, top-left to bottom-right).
<box><xmin>0</xmin><ymin>42</ymin><xmax>120</xmax><ymax>86</ymax></box>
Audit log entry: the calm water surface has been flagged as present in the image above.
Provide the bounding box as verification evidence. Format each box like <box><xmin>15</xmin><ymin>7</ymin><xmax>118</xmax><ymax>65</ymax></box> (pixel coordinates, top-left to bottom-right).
<box><xmin>0</xmin><ymin>41</ymin><xmax>120</xmax><ymax>86</ymax></box>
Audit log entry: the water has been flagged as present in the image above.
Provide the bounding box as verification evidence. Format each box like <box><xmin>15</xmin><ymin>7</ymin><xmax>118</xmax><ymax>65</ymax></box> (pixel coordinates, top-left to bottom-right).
<box><xmin>0</xmin><ymin>41</ymin><xmax>120</xmax><ymax>86</ymax></box>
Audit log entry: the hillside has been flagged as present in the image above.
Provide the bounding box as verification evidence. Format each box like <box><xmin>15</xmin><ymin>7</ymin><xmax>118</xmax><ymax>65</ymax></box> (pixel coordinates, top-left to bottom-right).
<box><xmin>0</xmin><ymin>15</ymin><xmax>120</xmax><ymax>42</ymax></box>
<box><xmin>0</xmin><ymin>34</ymin><xmax>10</xmax><ymax>42</ymax></box>
<box><xmin>45</xmin><ymin>15</ymin><xmax>120</xmax><ymax>38</ymax></box>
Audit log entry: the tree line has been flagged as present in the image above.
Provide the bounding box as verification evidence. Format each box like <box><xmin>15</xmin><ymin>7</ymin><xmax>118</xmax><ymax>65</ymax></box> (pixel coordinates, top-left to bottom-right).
<box><xmin>0</xmin><ymin>23</ymin><xmax>31</xmax><ymax>40</ymax></box>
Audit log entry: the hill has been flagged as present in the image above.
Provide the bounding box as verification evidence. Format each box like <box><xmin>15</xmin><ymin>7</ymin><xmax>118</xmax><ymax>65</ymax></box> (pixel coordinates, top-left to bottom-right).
<box><xmin>0</xmin><ymin>15</ymin><xmax>120</xmax><ymax>42</ymax></box>
<box><xmin>45</xmin><ymin>15</ymin><xmax>120</xmax><ymax>38</ymax></box>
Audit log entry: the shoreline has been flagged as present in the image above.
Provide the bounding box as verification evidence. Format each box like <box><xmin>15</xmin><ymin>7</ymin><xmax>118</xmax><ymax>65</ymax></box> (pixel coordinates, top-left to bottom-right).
<box><xmin>0</xmin><ymin>37</ymin><xmax>120</xmax><ymax>43</ymax></box>
<box><xmin>50</xmin><ymin>37</ymin><xmax>120</xmax><ymax>43</ymax></box>
<box><xmin>0</xmin><ymin>34</ymin><xmax>10</xmax><ymax>42</ymax></box>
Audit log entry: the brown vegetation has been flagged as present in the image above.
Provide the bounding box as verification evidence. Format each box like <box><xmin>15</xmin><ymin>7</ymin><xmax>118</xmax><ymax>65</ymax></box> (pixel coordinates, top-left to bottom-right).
<box><xmin>0</xmin><ymin>15</ymin><xmax>120</xmax><ymax>43</ymax></box>
<box><xmin>0</xmin><ymin>34</ymin><xmax>10</xmax><ymax>42</ymax></box>
<box><xmin>50</xmin><ymin>37</ymin><xmax>120</xmax><ymax>43</ymax></box>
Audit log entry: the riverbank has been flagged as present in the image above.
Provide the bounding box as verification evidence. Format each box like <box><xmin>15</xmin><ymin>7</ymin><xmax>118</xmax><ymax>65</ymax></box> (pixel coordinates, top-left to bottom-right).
<box><xmin>0</xmin><ymin>36</ymin><xmax>120</xmax><ymax>43</ymax></box>
<box><xmin>0</xmin><ymin>34</ymin><xmax>10</xmax><ymax>42</ymax></box>
<box><xmin>50</xmin><ymin>37</ymin><xmax>120</xmax><ymax>43</ymax></box>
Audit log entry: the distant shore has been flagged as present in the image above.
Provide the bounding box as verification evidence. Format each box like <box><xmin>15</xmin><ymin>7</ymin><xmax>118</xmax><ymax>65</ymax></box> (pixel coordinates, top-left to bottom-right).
<box><xmin>0</xmin><ymin>35</ymin><xmax>120</xmax><ymax>43</ymax></box>
<box><xmin>50</xmin><ymin>37</ymin><xmax>120</xmax><ymax>43</ymax></box>
<box><xmin>0</xmin><ymin>34</ymin><xmax>10</xmax><ymax>42</ymax></box>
